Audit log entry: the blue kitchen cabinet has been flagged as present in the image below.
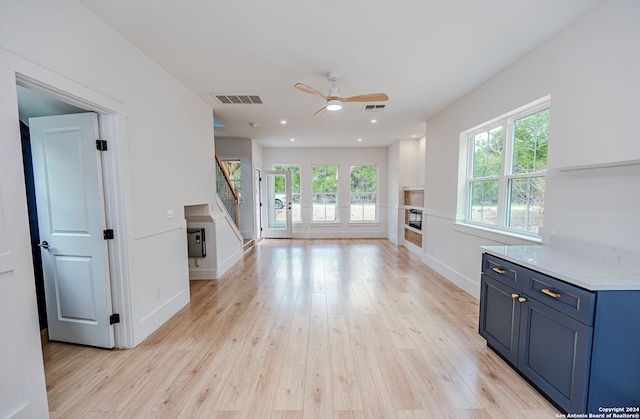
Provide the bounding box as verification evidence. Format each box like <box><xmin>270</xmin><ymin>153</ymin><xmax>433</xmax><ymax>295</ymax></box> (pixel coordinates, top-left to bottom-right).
<box><xmin>479</xmin><ymin>253</ymin><xmax>640</xmax><ymax>414</ymax></box>
<box><xmin>479</xmin><ymin>274</ymin><xmax>521</xmax><ymax>365</ymax></box>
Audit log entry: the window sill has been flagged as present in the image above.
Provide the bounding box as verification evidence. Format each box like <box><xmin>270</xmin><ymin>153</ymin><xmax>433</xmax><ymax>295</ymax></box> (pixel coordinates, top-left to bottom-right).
<box><xmin>453</xmin><ymin>222</ymin><xmax>542</xmax><ymax>244</ymax></box>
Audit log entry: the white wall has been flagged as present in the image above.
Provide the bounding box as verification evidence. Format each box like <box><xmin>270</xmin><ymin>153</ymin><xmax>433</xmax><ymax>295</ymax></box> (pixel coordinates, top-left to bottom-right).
<box><xmin>423</xmin><ymin>0</ymin><xmax>640</xmax><ymax>298</ymax></box>
<box><xmin>0</xmin><ymin>66</ymin><xmax>49</xmax><ymax>418</ymax></box>
<box><xmin>387</xmin><ymin>138</ymin><xmax>424</xmax><ymax>245</ymax></box>
<box><xmin>0</xmin><ymin>4</ymin><xmax>219</xmax><ymax>404</ymax></box>
<box><xmin>262</xmin><ymin>147</ymin><xmax>388</xmax><ymax>238</ymax></box>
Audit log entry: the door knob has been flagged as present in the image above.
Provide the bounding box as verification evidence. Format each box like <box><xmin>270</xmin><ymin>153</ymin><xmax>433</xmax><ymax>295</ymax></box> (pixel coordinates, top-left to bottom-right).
<box><xmin>38</xmin><ymin>241</ymin><xmax>49</xmax><ymax>249</ymax></box>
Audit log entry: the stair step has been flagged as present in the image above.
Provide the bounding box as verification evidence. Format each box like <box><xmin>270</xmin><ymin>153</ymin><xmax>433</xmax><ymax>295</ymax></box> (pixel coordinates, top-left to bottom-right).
<box><xmin>243</xmin><ymin>239</ymin><xmax>255</xmax><ymax>254</ymax></box>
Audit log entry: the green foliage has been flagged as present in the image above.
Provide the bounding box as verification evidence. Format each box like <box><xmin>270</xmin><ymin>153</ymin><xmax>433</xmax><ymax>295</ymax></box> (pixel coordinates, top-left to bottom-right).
<box><xmin>472</xmin><ymin>127</ymin><xmax>503</xmax><ymax>178</ymax></box>
<box><xmin>512</xmin><ymin>108</ymin><xmax>549</xmax><ymax>174</ymax></box>
<box><xmin>350</xmin><ymin>165</ymin><xmax>377</xmax><ymax>192</ymax></box>
<box><xmin>468</xmin><ymin>107</ymin><xmax>550</xmax><ymax>232</ymax></box>
<box><xmin>273</xmin><ymin>165</ymin><xmax>301</xmax><ymax>193</ymax></box>
<box><xmin>313</xmin><ymin>165</ymin><xmax>338</xmax><ymax>193</ymax></box>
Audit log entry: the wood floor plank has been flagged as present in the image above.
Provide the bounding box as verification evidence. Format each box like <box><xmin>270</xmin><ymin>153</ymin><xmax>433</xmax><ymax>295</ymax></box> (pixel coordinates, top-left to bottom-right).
<box><xmin>303</xmin><ymin>349</ymin><xmax>333</xmax><ymax>418</ymax></box>
<box><xmin>274</xmin><ymin>315</ymin><xmax>310</xmax><ymax>410</ymax></box>
<box><xmin>327</xmin><ymin>315</ymin><xmax>363</xmax><ymax>411</ymax></box>
<box><xmin>42</xmin><ymin>239</ymin><xmax>560</xmax><ymax>418</ymax></box>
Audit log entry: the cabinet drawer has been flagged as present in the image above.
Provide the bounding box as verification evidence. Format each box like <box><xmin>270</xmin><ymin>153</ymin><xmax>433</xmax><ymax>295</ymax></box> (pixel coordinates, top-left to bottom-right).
<box><xmin>482</xmin><ymin>254</ymin><xmax>523</xmax><ymax>290</ymax></box>
<box><xmin>525</xmin><ymin>270</ymin><xmax>595</xmax><ymax>326</ymax></box>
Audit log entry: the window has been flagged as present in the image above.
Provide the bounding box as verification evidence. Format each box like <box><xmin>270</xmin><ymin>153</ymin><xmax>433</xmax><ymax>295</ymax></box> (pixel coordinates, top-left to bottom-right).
<box><xmin>312</xmin><ymin>165</ymin><xmax>338</xmax><ymax>222</ymax></box>
<box><xmin>350</xmin><ymin>165</ymin><xmax>377</xmax><ymax>221</ymax></box>
<box><xmin>273</xmin><ymin>165</ymin><xmax>301</xmax><ymax>222</ymax></box>
<box><xmin>467</xmin><ymin>102</ymin><xmax>549</xmax><ymax>234</ymax></box>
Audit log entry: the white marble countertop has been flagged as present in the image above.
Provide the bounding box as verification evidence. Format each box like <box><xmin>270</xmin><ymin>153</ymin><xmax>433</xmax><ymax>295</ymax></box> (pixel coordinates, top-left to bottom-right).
<box><xmin>481</xmin><ymin>244</ymin><xmax>640</xmax><ymax>291</ymax></box>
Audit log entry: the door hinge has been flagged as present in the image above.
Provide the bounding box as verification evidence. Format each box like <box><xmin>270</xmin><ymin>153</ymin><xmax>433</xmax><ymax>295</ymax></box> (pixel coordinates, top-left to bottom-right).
<box><xmin>103</xmin><ymin>229</ymin><xmax>114</xmax><ymax>240</ymax></box>
<box><xmin>96</xmin><ymin>139</ymin><xmax>108</xmax><ymax>151</ymax></box>
<box><xmin>109</xmin><ymin>313</ymin><xmax>120</xmax><ymax>325</ymax></box>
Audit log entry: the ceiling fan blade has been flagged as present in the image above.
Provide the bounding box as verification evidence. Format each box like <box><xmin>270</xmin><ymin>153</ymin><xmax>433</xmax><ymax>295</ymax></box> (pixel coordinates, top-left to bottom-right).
<box><xmin>342</xmin><ymin>93</ymin><xmax>389</xmax><ymax>102</ymax></box>
<box><xmin>314</xmin><ymin>106</ymin><xmax>329</xmax><ymax>116</ymax></box>
<box><xmin>295</xmin><ymin>83</ymin><xmax>327</xmax><ymax>99</ymax></box>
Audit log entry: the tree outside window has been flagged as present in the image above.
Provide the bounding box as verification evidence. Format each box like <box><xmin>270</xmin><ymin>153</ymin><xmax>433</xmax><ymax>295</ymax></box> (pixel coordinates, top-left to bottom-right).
<box><xmin>350</xmin><ymin>165</ymin><xmax>377</xmax><ymax>222</ymax></box>
<box><xmin>467</xmin><ymin>102</ymin><xmax>549</xmax><ymax>234</ymax></box>
<box><xmin>312</xmin><ymin>165</ymin><xmax>338</xmax><ymax>222</ymax></box>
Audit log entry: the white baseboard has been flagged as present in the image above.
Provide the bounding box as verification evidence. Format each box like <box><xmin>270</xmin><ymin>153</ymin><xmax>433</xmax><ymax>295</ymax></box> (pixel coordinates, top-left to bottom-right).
<box><xmin>134</xmin><ymin>289</ymin><xmax>189</xmax><ymax>346</ymax></box>
<box><xmin>216</xmin><ymin>248</ymin><xmax>243</xmax><ymax>278</ymax></box>
<box><xmin>189</xmin><ymin>269</ymin><xmax>217</xmax><ymax>280</ymax></box>
<box><xmin>293</xmin><ymin>231</ymin><xmax>387</xmax><ymax>239</ymax></box>
<box><xmin>421</xmin><ymin>253</ymin><xmax>480</xmax><ymax>299</ymax></box>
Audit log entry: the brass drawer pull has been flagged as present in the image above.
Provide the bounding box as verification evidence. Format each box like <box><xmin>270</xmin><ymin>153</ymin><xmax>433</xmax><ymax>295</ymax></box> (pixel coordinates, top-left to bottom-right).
<box><xmin>518</xmin><ymin>297</ymin><xmax>527</xmax><ymax>303</ymax></box>
<box><xmin>541</xmin><ymin>288</ymin><xmax>561</xmax><ymax>298</ymax></box>
<box><xmin>492</xmin><ymin>267</ymin><xmax>507</xmax><ymax>275</ymax></box>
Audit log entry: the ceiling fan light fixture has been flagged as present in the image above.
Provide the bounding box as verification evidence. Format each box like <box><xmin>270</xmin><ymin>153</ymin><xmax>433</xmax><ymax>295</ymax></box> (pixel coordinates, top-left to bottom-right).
<box><xmin>326</xmin><ymin>99</ymin><xmax>343</xmax><ymax>111</ymax></box>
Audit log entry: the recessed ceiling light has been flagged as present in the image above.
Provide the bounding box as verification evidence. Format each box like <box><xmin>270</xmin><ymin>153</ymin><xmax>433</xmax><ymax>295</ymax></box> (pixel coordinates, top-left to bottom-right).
<box><xmin>412</xmin><ymin>134</ymin><xmax>417</xmax><ymax>138</ymax></box>
<box><xmin>357</xmin><ymin>138</ymin><xmax>363</xmax><ymax>142</ymax></box>
<box><xmin>280</xmin><ymin>120</ymin><xmax>287</xmax><ymax>124</ymax></box>
<box><xmin>290</xmin><ymin>138</ymin><xmax>295</xmax><ymax>142</ymax></box>
<box><xmin>370</xmin><ymin>119</ymin><xmax>377</xmax><ymax>123</ymax></box>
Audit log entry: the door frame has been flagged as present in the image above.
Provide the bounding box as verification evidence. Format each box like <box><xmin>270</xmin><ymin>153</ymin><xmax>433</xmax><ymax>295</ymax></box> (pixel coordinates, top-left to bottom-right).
<box><xmin>15</xmin><ymin>73</ymin><xmax>133</xmax><ymax>348</ymax></box>
<box><xmin>260</xmin><ymin>170</ymin><xmax>293</xmax><ymax>239</ymax></box>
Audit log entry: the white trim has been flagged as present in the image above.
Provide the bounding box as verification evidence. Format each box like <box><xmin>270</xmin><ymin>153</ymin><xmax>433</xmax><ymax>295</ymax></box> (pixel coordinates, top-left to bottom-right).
<box><xmin>132</xmin><ymin>220</ymin><xmax>186</xmax><ymax>241</ymax></box>
<box><xmin>402</xmin><ymin>239</ymin><xmax>423</xmax><ymax>256</ymax></box>
<box><xmin>459</xmin><ymin>96</ymin><xmax>551</xmax><ymax>239</ymax></box>
<box><xmin>216</xmin><ymin>247</ymin><xmax>243</xmax><ymax>277</ymax></box>
<box><xmin>9</xmin><ymin>53</ymin><xmax>134</xmax><ymax>348</ymax></box>
<box><xmin>453</xmin><ymin>221</ymin><xmax>542</xmax><ymax>244</ymax></box>
<box><xmin>421</xmin><ymin>253</ymin><xmax>480</xmax><ymax>299</ymax></box>
<box><xmin>189</xmin><ymin>268</ymin><xmax>218</xmax><ymax>280</ymax></box>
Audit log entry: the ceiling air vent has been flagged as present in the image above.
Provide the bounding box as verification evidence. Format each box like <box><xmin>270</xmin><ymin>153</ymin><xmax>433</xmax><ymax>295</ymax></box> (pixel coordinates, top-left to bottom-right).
<box><xmin>213</xmin><ymin>94</ymin><xmax>263</xmax><ymax>105</ymax></box>
<box><xmin>362</xmin><ymin>104</ymin><xmax>386</xmax><ymax>112</ymax></box>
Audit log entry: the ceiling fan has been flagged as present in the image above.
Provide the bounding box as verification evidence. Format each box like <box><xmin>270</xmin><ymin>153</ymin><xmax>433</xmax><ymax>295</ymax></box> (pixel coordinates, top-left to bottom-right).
<box><xmin>294</xmin><ymin>71</ymin><xmax>389</xmax><ymax>116</ymax></box>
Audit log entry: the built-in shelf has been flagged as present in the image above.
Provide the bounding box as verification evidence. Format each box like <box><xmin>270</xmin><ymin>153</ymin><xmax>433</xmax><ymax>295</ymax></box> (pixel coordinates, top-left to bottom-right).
<box><xmin>403</xmin><ymin>187</ymin><xmax>424</xmax><ymax>249</ymax></box>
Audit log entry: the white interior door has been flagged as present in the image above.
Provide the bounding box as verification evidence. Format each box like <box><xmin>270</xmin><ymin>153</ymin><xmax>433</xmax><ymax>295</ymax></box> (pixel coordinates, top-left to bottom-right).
<box><xmin>29</xmin><ymin>112</ymin><xmax>115</xmax><ymax>348</ymax></box>
<box><xmin>260</xmin><ymin>170</ymin><xmax>292</xmax><ymax>238</ymax></box>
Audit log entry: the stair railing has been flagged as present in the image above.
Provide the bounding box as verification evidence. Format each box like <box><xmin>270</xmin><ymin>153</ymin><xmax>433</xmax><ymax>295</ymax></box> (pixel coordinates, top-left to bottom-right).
<box><xmin>214</xmin><ymin>151</ymin><xmax>240</xmax><ymax>228</ymax></box>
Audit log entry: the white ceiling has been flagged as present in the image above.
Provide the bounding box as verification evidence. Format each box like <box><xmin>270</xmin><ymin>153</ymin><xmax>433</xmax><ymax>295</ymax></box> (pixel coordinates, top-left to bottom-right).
<box><xmin>79</xmin><ymin>0</ymin><xmax>603</xmax><ymax>148</ymax></box>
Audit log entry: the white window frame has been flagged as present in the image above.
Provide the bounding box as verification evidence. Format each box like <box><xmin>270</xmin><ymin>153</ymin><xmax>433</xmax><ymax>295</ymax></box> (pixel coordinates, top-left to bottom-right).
<box><xmin>462</xmin><ymin>98</ymin><xmax>550</xmax><ymax>237</ymax></box>
<box><xmin>311</xmin><ymin>164</ymin><xmax>339</xmax><ymax>223</ymax></box>
<box><xmin>349</xmin><ymin>164</ymin><xmax>378</xmax><ymax>223</ymax></box>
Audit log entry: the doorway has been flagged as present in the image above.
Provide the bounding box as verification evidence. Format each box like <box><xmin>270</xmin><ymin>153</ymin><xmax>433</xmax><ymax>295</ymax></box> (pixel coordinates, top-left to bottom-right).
<box><xmin>17</xmin><ymin>85</ymin><xmax>85</xmax><ymax>332</ymax></box>
<box><xmin>15</xmin><ymin>77</ymin><xmax>131</xmax><ymax>349</ymax></box>
<box><xmin>259</xmin><ymin>170</ymin><xmax>293</xmax><ymax>238</ymax></box>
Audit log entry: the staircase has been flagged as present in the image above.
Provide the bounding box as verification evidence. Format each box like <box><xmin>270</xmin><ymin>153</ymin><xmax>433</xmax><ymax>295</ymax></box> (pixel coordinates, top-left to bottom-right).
<box><xmin>215</xmin><ymin>151</ymin><xmax>255</xmax><ymax>256</ymax></box>
<box><xmin>243</xmin><ymin>238</ymin><xmax>255</xmax><ymax>254</ymax></box>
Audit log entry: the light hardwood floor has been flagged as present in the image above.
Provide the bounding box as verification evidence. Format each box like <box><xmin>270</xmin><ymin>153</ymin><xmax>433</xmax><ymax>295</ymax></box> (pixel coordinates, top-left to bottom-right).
<box><xmin>44</xmin><ymin>239</ymin><xmax>560</xmax><ymax>418</ymax></box>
